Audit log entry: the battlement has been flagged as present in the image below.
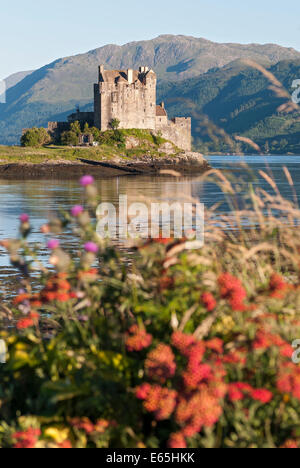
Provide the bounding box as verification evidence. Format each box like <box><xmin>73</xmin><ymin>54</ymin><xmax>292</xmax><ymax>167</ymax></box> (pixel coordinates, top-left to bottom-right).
<box><xmin>43</xmin><ymin>65</ymin><xmax>192</xmax><ymax>151</ymax></box>
<box><xmin>94</xmin><ymin>64</ymin><xmax>157</xmax><ymax>131</ymax></box>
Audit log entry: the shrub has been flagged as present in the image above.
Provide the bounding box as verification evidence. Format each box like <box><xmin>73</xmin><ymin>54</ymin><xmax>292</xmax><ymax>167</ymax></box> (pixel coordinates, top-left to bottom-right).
<box><xmin>21</xmin><ymin>128</ymin><xmax>51</xmax><ymax>148</ymax></box>
<box><xmin>1</xmin><ymin>172</ymin><xmax>300</xmax><ymax>448</ymax></box>
<box><xmin>61</xmin><ymin>130</ymin><xmax>78</xmax><ymax>146</ymax></box>
<box><xmin>60</xmin><ymin>121</ymin><xmax>82</xmax><ymax>146</ymax></box>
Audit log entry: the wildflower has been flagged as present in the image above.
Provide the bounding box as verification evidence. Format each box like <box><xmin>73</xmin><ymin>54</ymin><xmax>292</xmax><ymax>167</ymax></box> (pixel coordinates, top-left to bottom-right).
<box><xmin>154</xmin><ymin>237</ymin><xmax>173</xmax><ymax>245</ymax></box>
<box><xmin>171</xmin><ymin>331</ymin><xmax>198</xmax><ymax>357</ymax></box>
<box><xmin>253</xmin><ymin>331</ymin><xmax>293</xmax><ymax>359</ymax></box>
<box><xmin>250</xmin><ymin>389</ymin><xmax>273</xmax><ymax>404</ymax></box>
<box><xmin>13</xmin><ymin>293</ymin><xmax>30</xmax><ymax>306</ymax></box>
<box><xmin>201</xmin><ymin>292</ymin><xmax>217</xmax><ymax>312</ymax></box>
<box><xmin>84</xmin><ymin>242</ymin><xmax>99</xmax><ymax>254</ymax></box>
<box><xmin>56</xmin><ymin>293</ymin><xmax>71</xmax><ymax>302</ymax></box>
<box><xmin>228</xmin><ymin>384</ymin><xmax>245</xmax><ymax>402</ymax></box>
<box><xmin>159</xmin><ymin>275</ymin><xmax>174</xmax><ymax>291</ymax></box>
<box><xmin>234</xmin><ymin>382</ymin><xmax>253</xmax><ymax>393</ymax></box>
<box><xmin>125</xmin><ymin>325</ymin><xmax>152</xmax><ymax>352</ymax></box>
<box><xmin>176</xmin><ymin>388</ymin><xmax>223</xmax><ymax>437</ymax></box>
<box><xmin>269</xmin><ymin>273</ymin><xmax>290</xmax><ymax>299</ymax></box>
<box><xmin>13</xmin><ymin>428</ymin><xmax>41</xmax><ymax>449</ymax></box>
<box><xmin>206</xmin><ymin>338</ymin><xmax>223</xmax><ymax>354</ymax></box>
<box><xmin>182</xmin><ymin>363</ymin><xmax>212</xmax><ymax>389</ymax></box>
<box><xmin>136</xmin><ymin>383</ymin><xmax>152</xmax><ymax>400</ymax></box>
<box><xmin>145</xmin><ymin>344</ymin><xmax>176</xmax><ymax>382</ymax></box>
<box><xmin>20</xmin><ymin>214</ymin><xmax>29</xmax><ymax>223</ymax></box>
<box><xmin>94</xmin><ymin>419</ymin><xmax>110</xmax><ymax>434</ymax></box>
<box><xmin>58</xmin><ymin>440</ymin><xmax>72</xmax><ymax>448</ymax></box>
<box><xmin>70</xmin><ymin>417</ymin><xmax>94</xmax><ymax>434</ymax></box>
<box><xmin>80</xmin><ymin>175</ymin><xmax>94</xmax><ymax>187</ymax></box>
<box><xmin>40</xmin><ymin>274</ymin><xmax>72</xmax><ymax>304</ymax></box>
<box><xmin>280</xmin><ymin>344</ymin><xmax>294</xmax><ymax>359</ymax></box>
<box><xmin>40</xmin><ymin>224</ymin><xmax>50</xmax><ymax>234</ymax></box>
<box><xmin>137</xmin><ymin>384</ymin><xmax>177</xmax><ymax>421</ymax></box>
<box><xmin>47</xmin><ymin>239</ymin><xmax>60</xmax><ymax>250</ymax></box>
<box><xmin>222</xmin><ymin>349</ymin><xmax>247</xmax><ymax>365</ymax></box>
<box><xmin>280</xmin><ymin>440</ymin><xmax>299</xmax><ymax>449</ymax></box>
<box><xmin>71</xmin><ymin>205</ymin><xmax>84</xmax><ymax>217</ymax></box>
<box><xmin>16</xmin><ymin>317</ymin><xmax>34</xmax><ymax>330</ymax></box>
<box><xmin>168</xmin><ymin>432</ymin><xmax>187</xmax><ymax>449</ymax></box>
<box><xmin>218</xmin><ymin>273</ymin><xmax>247</xmax><ymax>311</ymax></box>
<box><xmin>277</xmin><ymin>363</ymin><xmax>300</xmax><ymax>400</ymax></box>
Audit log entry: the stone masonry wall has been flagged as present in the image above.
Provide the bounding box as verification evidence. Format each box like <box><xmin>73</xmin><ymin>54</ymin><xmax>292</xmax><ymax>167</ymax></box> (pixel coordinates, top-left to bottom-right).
<box><xmin>156</xmin><ymin>117</ymin><xmax>192</xmax><ymax>151</ymax></box>
<box><xmin>94</xmin><ymin>71</ymin><xmax>157</xmax><ymax>131</ymax></box>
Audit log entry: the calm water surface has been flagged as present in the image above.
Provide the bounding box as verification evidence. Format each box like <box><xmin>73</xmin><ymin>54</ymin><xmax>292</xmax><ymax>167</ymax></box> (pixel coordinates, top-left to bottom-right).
<box><xmin>1</xmin><ymin>155</ymin><xmax>300</xmax><ymax>292</ymax></box>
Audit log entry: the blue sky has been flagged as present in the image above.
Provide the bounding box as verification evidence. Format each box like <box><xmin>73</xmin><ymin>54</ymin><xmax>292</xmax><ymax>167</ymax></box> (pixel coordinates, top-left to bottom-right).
<box><xmin>1</xmin><ymin>0</ymin><xmax>300</xmax><ymax>78</ymax></box>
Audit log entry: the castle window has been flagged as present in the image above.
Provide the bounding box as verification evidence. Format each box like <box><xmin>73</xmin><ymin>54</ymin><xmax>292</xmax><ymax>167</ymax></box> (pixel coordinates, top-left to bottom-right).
<box><xmin>111</xmin><ymin>92</ymin><xmax>118</xmax><ymax>103</ymax></box>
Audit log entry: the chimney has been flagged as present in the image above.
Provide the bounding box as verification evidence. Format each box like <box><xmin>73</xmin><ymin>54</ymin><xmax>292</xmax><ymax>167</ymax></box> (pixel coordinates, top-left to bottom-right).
<box><xmin>127</xmin><ymin>69</ymin><xmax>133</xmax><ymax>84</ymax></box>
<box><xmin>99</xmin><ymin>64</ymin><xmax>105</xmax><ymax>80</ymax></box>
<box><xmin>160</xmin><ymin>102</ymin><xmax>165</xmax><ymax>109</ymax></box>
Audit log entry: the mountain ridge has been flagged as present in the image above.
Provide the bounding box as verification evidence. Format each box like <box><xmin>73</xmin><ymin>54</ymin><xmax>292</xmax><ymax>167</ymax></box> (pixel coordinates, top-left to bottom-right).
<box><xmin>1</xmin><ymin>34</ymin><xmax>300</xmax><ymax>146</ymax></box>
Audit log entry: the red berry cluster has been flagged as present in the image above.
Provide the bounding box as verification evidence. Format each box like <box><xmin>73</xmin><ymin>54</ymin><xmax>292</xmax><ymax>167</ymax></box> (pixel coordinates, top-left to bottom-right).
<box><xmin>136</xmin><ymin>384</ymin><xmax>177</xmax><ymax>421</ymax></box>
<box><xmin>70</xmin><ymin>417</ymin><xmax>115</xmax><ymax>435</ymax></box>
<box><xmin>277</xmin><ymin>363</ymin><xmax>300</xmax><ymax>400</ymax></box>
<box><xmin>137</xmin><ymin>332</ymin><xmax>227</xmax><ymax>448</ymax></box>
<box><xmin>201</xmin><ymin>292</ymin><xmax>217</xmax><ymax>312</ymax></box>
<box><xmin>253</xmin><ymin>330</ymin><xmax>293</xmax><ymax>358</ymax></box>
<box><xmin>125</xmin><ymin>325</ymin><xmax>153</xmax><ymax>352</ymax></box>
<box><xmin>145</xmin><ymin>344</ymin><xmax>176</xmax><ymax>383</ymax></box>
<box><xmin>228</xmin><ymin>382</ymin><xmax>273</xmax><ymax>404</ymax></box>
<box><xmin>218</xmin><ymin>273</ymin><xmax>247</xmax><ymax>311</ymax></box>
<box><xmin>269</xmin><ymin>273</ymin><xmax>292</xmax><ymax>299</ymax></box>
<box><xmin>12</xmin><ymin>428</ymin><xmax>41</xmax><ymax>449</ymax></box>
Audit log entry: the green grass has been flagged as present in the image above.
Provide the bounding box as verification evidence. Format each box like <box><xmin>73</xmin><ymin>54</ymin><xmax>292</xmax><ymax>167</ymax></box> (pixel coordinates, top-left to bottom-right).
<box><xmin>0</xmin><ymin>130</ymin><xmax>181</xmax><ymax>164</ymax></box>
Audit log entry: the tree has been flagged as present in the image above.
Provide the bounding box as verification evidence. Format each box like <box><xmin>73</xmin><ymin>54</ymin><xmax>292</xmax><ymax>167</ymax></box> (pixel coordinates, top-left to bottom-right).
<box><xmin>109</xmin><ymin>119</ymin><xmax>120</xmax><ymax>131</ymax></box>
<box><xmin>61</xmin><ymin>131</ymin><xmax>78</xmax><ymax>146</ymax></box>
<box><xmin>60</xmin><ymin>121</ymin><xmax>82</xmax><ymax>146</ymax></box>
<box><xmin>21</xmin><ymin>128</ymin><xmax>51</xmax><ymax>147</ymax></box>
<box><xmin>83</xmin><ymin>123</ymin><xmax>92</xmax><ymax>134</ymax></box>
<box><xmin>90</xmin><ymin>127</ymin><xmax>101</xmax><ymax>141</ymax></box>
<box><xmin>70</xmin><ymin>121</ymin><xmax>81</xmax><ymax>136</ymax></box>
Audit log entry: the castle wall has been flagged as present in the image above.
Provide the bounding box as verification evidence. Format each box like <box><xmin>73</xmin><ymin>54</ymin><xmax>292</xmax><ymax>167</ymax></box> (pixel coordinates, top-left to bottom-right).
<box><xmin>95</xmin><ymin>71</ymin><xmax>157</xmax><ymax>131</ymax></box>
<box><xmin>156</xmin><ymin>117</ymin><xmax>192</xmax><ymax>151</ymax></box>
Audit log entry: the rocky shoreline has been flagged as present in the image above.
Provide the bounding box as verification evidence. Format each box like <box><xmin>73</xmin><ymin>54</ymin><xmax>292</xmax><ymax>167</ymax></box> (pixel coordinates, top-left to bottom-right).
<box><xmin>0</xmin><ymin>152</ymin><xmax>210</xmax><ymax>180</ymax></box>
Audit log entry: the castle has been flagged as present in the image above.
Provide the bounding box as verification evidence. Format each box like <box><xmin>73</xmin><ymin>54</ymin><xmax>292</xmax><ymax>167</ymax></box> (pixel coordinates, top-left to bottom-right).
<box><xmin>47</xmin><ymin>65</ymin><xmax>192</xmax><ymax>151</ymax></box>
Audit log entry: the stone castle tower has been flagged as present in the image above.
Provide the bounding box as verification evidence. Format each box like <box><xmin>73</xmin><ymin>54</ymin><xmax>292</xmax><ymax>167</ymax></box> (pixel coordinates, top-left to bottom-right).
<box><xmin>94</xmin><ymin>65</ymin><xmax>191</xmax><ymax>151</ymax></box>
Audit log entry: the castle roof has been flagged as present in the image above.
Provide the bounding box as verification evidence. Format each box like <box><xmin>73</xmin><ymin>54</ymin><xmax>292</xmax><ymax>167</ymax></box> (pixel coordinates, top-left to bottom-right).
<box><xmin>156</xmin><ymin>105</ymin><xmax>167</xmax><ymax>117</ymax></box>
<box><xmin>99</xmin><ymin>67</ymin><xmax>155</xmax><ymax>85</ymax></box>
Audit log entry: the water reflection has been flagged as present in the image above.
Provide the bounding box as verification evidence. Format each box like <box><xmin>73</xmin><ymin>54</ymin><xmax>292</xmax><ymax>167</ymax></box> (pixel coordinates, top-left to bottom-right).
<box><xmin>0</xmin><ymin>155</ymin><xmax>300</xmax><ymax>291</ymax></box>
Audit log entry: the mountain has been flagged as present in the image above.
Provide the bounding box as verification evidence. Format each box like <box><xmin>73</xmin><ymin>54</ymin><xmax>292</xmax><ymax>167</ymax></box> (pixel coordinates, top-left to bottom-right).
<box><xmin>0</xmin><ymin>34</ymin><xmax>300</xmax><ymax>146</ymax></box>
<box><xmin>4</xmin><ymin>70</ymin><xmax>34</xmax><ymax>90</ymax></box>
<box><xmin>158</xmin><ymin>59</ymin><xmax>300</xmax><ymax>154</ymax></box>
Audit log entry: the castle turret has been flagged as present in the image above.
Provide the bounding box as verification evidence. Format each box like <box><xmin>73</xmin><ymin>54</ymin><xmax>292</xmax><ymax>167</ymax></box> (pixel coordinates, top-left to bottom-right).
<box><xmin>127</xmin><ymin>69</ymin><xmax>133</xmax><ymax>84</ymax></box>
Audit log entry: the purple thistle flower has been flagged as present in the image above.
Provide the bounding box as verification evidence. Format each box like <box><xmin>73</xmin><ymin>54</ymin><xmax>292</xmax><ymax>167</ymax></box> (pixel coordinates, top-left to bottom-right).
<box><xmin>20</xmin><ymin>214</ymin><xmax>29</xmax><ymax>224</ymax></box>
<box><xmin>80</xmin><ymin>175</ymin><xmax>95</xmax><ymax>187</ymax></box>
<box><xmin>47</xmin><ymin>239</ymin><xmax>60</xmax><ymax>250</ymax></box>
<box><xmin>84</xmin><ymin>242</ymin><xmax>99</xmax><ymax>254</ymax></box>
<box><xmin>71</xmin><ymin>205</ymin><xmax>84</xmax><ymax>217</ymax></box>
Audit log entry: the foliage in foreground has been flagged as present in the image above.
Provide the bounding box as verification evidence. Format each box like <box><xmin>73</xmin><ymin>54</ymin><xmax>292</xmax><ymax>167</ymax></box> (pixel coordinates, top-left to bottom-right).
<box><xmin>1</xmin><ymin>172</ymin><xmax>300</xmax><ymax>448</ymax></box>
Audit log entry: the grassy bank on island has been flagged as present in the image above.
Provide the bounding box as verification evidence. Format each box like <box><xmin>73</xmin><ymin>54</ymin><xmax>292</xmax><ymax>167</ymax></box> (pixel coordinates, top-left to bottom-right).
<box><xmin>0</xmin><ymin>129</ymin><xmax>183</xmax><ymax>165</ymax></box>
<box><xmin>0</xmin><ymin>129</ymin><xmax>209</xmax><ymax>179</ymax></box>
